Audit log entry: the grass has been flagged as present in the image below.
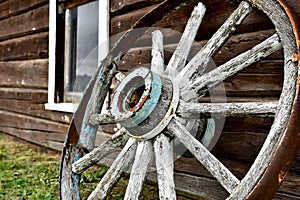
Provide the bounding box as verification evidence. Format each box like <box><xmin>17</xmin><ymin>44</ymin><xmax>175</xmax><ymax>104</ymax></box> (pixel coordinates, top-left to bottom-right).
<box><xmin>0</xmin><ymin>134</ymin><xmax>159</xmax><ymax>200</ymax></box>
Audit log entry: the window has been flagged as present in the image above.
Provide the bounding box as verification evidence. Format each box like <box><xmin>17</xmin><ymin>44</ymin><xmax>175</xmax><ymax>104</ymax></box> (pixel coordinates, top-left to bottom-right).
<box><xmin>46</xmin><ymin>0</ymin><xmax>109</xmax><ymax>113</ymax></box>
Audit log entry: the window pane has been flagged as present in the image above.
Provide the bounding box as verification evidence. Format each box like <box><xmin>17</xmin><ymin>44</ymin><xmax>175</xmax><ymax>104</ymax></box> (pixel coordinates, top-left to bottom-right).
<box><xmin>69</xmin><ymin>1</ymin><xmax>99</xmax><ymax>92</ymax></box>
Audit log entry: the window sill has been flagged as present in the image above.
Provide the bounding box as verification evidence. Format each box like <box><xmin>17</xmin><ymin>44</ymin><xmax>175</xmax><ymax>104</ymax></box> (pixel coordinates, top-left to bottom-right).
<box><xmin>45</xmin><ymin>103</ymin><xmax>78</xmax><ymax>113</ymax></box>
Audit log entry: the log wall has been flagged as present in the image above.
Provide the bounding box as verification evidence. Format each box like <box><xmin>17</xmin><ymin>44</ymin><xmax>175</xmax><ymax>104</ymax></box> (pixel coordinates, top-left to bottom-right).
<box><xmin>0</xmin><ymin>0</ymin><xmax>72</xmax><ymax>153</ymax></box>
<box><xmin>0</xmin><ymin>0</ymin><xmax>299</xmax><ymax>199</ymax></box>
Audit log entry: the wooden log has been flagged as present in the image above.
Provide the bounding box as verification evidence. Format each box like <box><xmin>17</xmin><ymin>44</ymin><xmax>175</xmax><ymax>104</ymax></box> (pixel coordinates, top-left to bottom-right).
<box><xmin>0</xmin><ymin>87</ymin><xmax>48</xmax><ymax>102</ymax></box>
<box><xmin>0</xmin><ymin>59</ymin><xmax>48</xmax><ymax>88</ymax></box>
<box><xmin>111</xmin><ymin>5</ymin><xmax>157</xmax><ymax>35</ymax></box>
<box><xmin>0</xmin><ymin>126</ymin><xmax>66</xmax><ymax>151</ymax></box>
<box><xmin>0</xmin><ymin>0</ymin><xmax>48</xmax><ymax>20</ymax></box>
<box><xmin>111</xmin><ymin>0</ymin><xmax>163</xmax><ymax>14</ymax></box>
<box><xmin>0</xmin><ymin>32</ymin><xmax>48</xmax><ymax>61</ymax></box>
<box><xmin>147</xmin><ymin>171</ymin><xmax>228</xmax><ymax>199</ymax></box>
<box><xmin>0</xmin><ymin>98</ymin><xmax>72</xmax><ymax>124</ymax></box>
<box><xmin>223</xmin><ymin>117</ymin><xmax>274</xmax><ymax>133</ymax></box>
<box><xmin>0</xmin><ymin>4</ymin><xmax>48</xmax><ymax>41</ymax></box>
<box><xmin>212</xmin><ymin>131</ymin><xmax>267</xmax><ymax>162</ymax></box>
<box><xmin>0</xmin><ymin>110</ymin><xmax>69</xmax><ymax>134</ymax></box>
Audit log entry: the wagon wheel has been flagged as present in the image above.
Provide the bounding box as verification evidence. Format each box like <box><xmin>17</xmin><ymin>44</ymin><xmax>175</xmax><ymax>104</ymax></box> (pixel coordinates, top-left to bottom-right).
<box><xmin>60</xmin><ymin>0</ymin><xmax>300</xmax><ymax>199</ymax></box>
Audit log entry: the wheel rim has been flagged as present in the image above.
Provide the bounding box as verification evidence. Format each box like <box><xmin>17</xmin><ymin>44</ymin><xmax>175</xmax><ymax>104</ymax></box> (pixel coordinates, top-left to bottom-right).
<box><xmin>60</xmin><ymin>0</ymin><xmax>299</xmax><ymax>199</ymax></box>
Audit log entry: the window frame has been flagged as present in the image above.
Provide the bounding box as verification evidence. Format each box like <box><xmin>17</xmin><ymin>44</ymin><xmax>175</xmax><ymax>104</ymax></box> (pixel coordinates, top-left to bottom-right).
<box><xmin>45</xmin><ymin>0</ymin><xmax>109</xmax><ymax>113</ymax></box>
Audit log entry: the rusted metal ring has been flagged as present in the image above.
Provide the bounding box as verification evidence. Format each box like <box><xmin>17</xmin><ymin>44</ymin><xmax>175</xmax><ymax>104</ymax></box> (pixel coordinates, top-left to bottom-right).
<box><xmin>110</xmin><ymin>67</ymin><xmax>157</xmax><ymax>124</ymax></box>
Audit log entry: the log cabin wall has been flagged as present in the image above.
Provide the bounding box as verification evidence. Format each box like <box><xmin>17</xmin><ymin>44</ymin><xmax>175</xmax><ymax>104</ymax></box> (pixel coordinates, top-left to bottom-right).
<box><xmin>0</xmin><ymin>0</ymin><xmax>299</xmax><ymax>198</ymax></box>
<box><xmin>0</xmin><ymin>0</ymin><xmax>72</xmax><ymax>152</ymax></box>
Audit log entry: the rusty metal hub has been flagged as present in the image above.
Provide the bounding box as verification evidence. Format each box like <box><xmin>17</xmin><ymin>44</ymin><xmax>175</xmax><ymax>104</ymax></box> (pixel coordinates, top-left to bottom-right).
<box><xmin>111</xmin><ymin>67</ymin><xmax>179</xmax><ymax>140</ymax></box>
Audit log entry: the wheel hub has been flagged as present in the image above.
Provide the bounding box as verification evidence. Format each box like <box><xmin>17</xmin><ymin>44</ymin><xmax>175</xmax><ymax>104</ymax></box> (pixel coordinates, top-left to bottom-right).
<box><xmin>111</xmin><ymin>67</ymin><xmax>178</xmax><ymax>140</ymax></box>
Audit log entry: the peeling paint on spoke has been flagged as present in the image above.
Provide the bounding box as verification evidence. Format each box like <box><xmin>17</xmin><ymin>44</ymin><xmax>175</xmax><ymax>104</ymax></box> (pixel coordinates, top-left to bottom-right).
<box><xmin>167</xmin><ymin>117</ymin><xmax>240</xmax><ymax>194</ymax></box>
<box><xmin>177</xmin><ymin>101</ymin><xmax>278</xmax><ymax>118</ymax></box>
<box><xmin>179</xmin><ymin>1</ymin><xmax>252</xmax><ymax>84</ymax></box>
<box><xmin>87</xmin><ymin>138</ymin><xmax>137</xmax><ymax>200</ymax></box>
<box><xmin>72</xmin><ymin>128</ymin><xmax>129</xmax><ymax>174</ymax></box>
<box><xmin>181</xmin><ymin>34</ymin><xmax>282</xmax><ymax>101</ymax></box>
<box><xmin>89</xmin><ymin>113</ymin><xmax>116</xmax><ymax>125</ymax></box>
<box><xmin>151</xmin><ymin>30</ymin><xmax>165</xmax><ymax>75</ymax></box>
<box><xmin>124</xmin><ymin>141</ymin><xmax>153</xmax><ymax>200</ymax></box>
<box><xmin>166</xmin><ymin>2</ymin><xmax>206</xmax><ymax>75</ymax></box>
<box><xmin>154</xmin><ymin>133</ymin><xmax>176</xmax><ymax>200</ymax></box>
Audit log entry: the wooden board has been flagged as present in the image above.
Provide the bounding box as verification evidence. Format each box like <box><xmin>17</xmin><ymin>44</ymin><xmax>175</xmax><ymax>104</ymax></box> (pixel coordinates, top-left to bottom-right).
<box><xmin>0</xmin><ymin>4</ymin><xmax>48</xmax><ymax>41</ymax></box>
<box><xmin>0</xmin><ymin>59</ymin><xmax>48</xmax><ymax>88</ymax></box>
<box><xmin>111</xmin><ymin>0</ymin><xmax>163</xmax><ymax>14</ymax></box>
<box><xmin>0</xmin><ymin>110</ymin><xmax>69</xmax><ymax>134</ymax></box>
<box><xmin>0</xmin><ymin>32</ymin><xmax>48</xmax><ymax>61</ymax></box>
<box><xmin>0</xmin><ymin>0</ymin><xmax>48</xmax><ymax>20</ymax></box>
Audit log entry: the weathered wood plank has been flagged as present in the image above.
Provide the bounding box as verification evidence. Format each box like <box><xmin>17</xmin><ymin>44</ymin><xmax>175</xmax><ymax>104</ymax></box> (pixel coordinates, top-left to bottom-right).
<box><xmin>181</xmin><ymin>34</ymin><xmax>282</xmax><ymax>101</ymax></box>
<box><xmin>0</xmin><ymin>132</ymin><xmax>61</xmax><ymax>154</ymax></box>
<box><xmin>88</xmin><ymin>138</ymin><xmax>137</xmax><ymax>200</ymax></box>
<box><xmin>212</xmin><ymin>131</ymin><xmax>267</xmax><ymax>163</ymax></box>
<box><xmin>0</xmin><ymin>59</ymin><xmax>48</xmax><ymax>88</ymax></box>
<box><xmin>168</xmin><ymin>117</ymin><xmax>240</xmax><ymax>193</ymax></box>
<box><xmin>0</xmin><ymin>126</ymin><xmax>66</xmax><ymax>151</ymax></box>
<box><xmin>0</xmin><ymin>0</ymin><xmax>48</xmax><ymax>20</ymax></box>
<box><xmin>0</xmin><ymin>32</ymin><xmax>48</xmax><ymax>61</ymax></box>
<box><xmin>154</xmin><ymin>133</ymin><xmax>176</xmax><ymax>200</ymax></box>
<box><xmin>0</xmin><ymin>98</ymin><xmax>72</xmax><ymax>124</ymax></box>
<box><xmin>111</xmin><ymin>5</ymin><xmax>157</xmax><ymax>35</ymax></box>
<box><xmin>151</xmin><ymin>30</ymin><xmax>165</xmax><ymax>74</ymax></box>
<box><xmin>179</xmin><ymin>1</ymin><xmax>252</xmax><ymax>81</ymax></box>
<box><xmin>0</xmin><ymin>110</ymin><xmax>69</xmax><ymax>134</ymax></box>
<box><xmin>0</xmin><ymin>87</ymin><xmax>48</xmax><ymax>102</ymax></box>
<box><xmin>177</xmin><ymin>101</ymin><xmax>277</xmax><ymax>118</ymax></box>
<box><xmin>111</xmin><ymin>0</ymin><xmax>163</xmax><ymax>14</ymax></box>
<box><xmin>166</xmin><ymin>2</ymin><xmax>206</xmax><ymax>74</ymax></box>
<box><xmin>147</xmin><ymin>171</ymin><xmax>228</xmax><ymax>199</ymax></box>
<box><xmin>72</xmin><ymin>128</ymin><xmax>129</xmax><ymax>174</ymax></box>
<box><xmin>0</xmin><ymin>4</ymin><xmax>48</xmax><ymax>41</ymax></box>
<box><xmin>223</xmin><ymin>116</ymin><xmax>274</xmax><ymax>133</ymax></box>
<box><xmin>124</xmin><ymin>140</ymin><xmax>153</xmax><ymax>200</ymax></box>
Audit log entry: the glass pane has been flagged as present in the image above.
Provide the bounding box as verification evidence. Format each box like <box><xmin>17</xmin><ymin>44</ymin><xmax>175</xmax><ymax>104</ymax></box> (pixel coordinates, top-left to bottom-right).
<box><xmin>69</xmin><ymin>1</ymin><xmax>99</xmax><ymax>92</ymax></box>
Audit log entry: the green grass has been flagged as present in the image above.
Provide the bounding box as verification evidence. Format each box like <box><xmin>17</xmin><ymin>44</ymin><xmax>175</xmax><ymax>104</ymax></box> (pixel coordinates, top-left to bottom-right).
<box><xmin>0</xmin><ymin>135</ymin><xmax>159</xmax><ymax>200</ymax></box>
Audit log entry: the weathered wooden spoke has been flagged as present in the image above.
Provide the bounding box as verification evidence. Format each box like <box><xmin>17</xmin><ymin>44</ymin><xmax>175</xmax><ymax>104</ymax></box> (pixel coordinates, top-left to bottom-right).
<box><xmin>87</xmin><ymin>138</ymin><xmax>137</xmax><ymax>200</ymax></box>
<box><xmin>181</xmin><ymin>34</ymin><xmax>282</xmax><ymax>101</ymax></box>
<box><xmin>179</xmin><ymin>1</ymin><xmax>252</xmax><ymax>84</ymax></box>
<box><xmin>151</xmin><ymin>30</ymin><xmax>165</xmax><ymax>75</ymax></box>
<box><xmin>154</xmin><ymin>133</ymin><xmax>176</xmax><ymax>199</ymax></box>
<box><xmin>89</xmin><ymin>113</ymin><xmax>116</xmax><ymax>125</ymax></box>
<box><xmin>124</xmin><ymin>141</ymin><xmax>153</xmax><ymax>200</ymax></box>
<box><xmin>167</xmin><ymin>117</ymin><xmax>240</xmax><ymax>194</ymax></box>
<box><xmin>72</xmin><ymin>128</ymin><xmax>129</xmax><ymax>174</ymax></box>
<box><xmin>177</xmin><ymin>101</ymin><xmax>278</xmax><ymax>118</ymax></box>
<box><xmin>166</xmin><ymin>2</ymin><xmax>206</xmax><ymax>74</ymax></box>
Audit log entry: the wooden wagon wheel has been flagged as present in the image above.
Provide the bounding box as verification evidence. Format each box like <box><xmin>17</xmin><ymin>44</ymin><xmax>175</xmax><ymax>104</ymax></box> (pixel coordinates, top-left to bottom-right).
<box><xmin>59</xmin><ymin>0</ymin><xmax>300</xmax><ymax>199</ymax></box>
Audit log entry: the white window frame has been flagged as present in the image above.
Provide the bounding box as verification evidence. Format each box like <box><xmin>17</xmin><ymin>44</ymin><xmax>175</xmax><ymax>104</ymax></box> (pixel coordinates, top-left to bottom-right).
<box><xmin>45</xmin><ymin>0</ymin><xmax>109</xmax><ymax>113</ymax></box>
